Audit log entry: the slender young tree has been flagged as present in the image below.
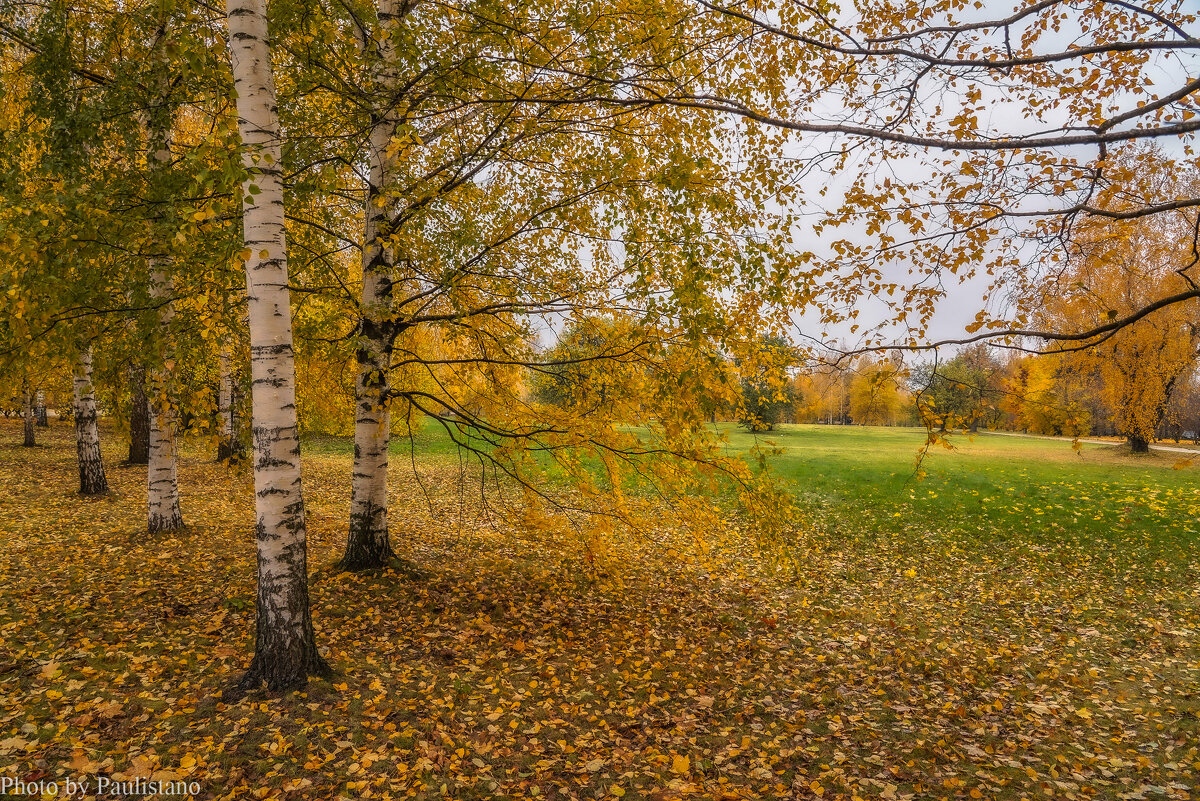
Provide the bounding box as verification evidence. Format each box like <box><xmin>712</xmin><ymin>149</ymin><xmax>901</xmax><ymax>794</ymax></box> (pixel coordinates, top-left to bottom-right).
<box><xmin>145</xmin><ymin>263</ymin><xmax>183</xmax><ymax>531</ymax></box>
<box><xmin>22</xmin><ymin>379</ymin><xmax>34</xmax><ymax>447</ymax></box>
<box><xmin>216</xmin><ymin>347</ymin><xmax>244</xmax><ymax>463</ymax></box>
<box><xmin>127</xmin><ymin>366</ymin><xmax>150</xmax><ymax>464</ymax></box>
<box><xmin>144</xmin><ymin>105</ymin><xmax>184</xmax><ymax>532</ymax></box>
<box><xmin>338</xmin><ymin>0</ymin><xmax>401</xmax><ymax>571</ymax></box>
<box><xmin>226</xmin><ymin>0</ymin><xmax>329</xmax><ymax>691</ymax></box>
<box><xmin>73</xmin><ymin>345</ymin><xmax>108</xmax><ymax>494</ymax></box>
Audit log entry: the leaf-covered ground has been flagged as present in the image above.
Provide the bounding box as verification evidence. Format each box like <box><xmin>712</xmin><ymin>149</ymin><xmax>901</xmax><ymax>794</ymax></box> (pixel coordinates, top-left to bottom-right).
<box><xmin>1</xmin><ymin>421</ymin><xmax>1198</xmax><ymax>800</ymax></box>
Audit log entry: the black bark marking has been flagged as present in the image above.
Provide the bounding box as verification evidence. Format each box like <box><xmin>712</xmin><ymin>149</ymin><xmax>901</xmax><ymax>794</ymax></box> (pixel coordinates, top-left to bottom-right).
<box><xmin>337</xmin><ymin>502</ymin><xmax>395</xmax><ymax>572</ymax></box>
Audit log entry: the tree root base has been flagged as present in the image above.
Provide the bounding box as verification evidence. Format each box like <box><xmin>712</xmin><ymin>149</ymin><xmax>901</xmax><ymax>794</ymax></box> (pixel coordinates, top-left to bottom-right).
<box><xmin>335</xmin><ymin>549</ymin><xmax>427</xmax><ymax>580</ymax></box>
<box><xmin>222</xmin><ymin>652</ymin><xmax>333</xmax><ymax>702</ymax></box>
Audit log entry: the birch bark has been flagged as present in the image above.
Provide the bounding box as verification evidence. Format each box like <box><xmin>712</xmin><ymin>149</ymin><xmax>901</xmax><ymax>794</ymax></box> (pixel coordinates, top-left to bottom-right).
<box><xmin>340</xmin><ymin>0</ymin><xmax>401</xmax><ymax>571</ymax></box>
<box><xmin>226</xmin><ymin>0</ymin><xmax>328</xmax><ymax>690</ymax></box>
<box><xmin>217</xmin><ymin>348</ymin><xmax>243</xmax><ymax>463</ymax></box>
<box><xmin>145</xmin><ymin>122</ymin><xmax>183</xmax><ymax>534</ymax></box>
<box><xmin>34</xmin><ymin>389</ymin><xmax>48</xmax><ymax>427</ymax></box>
<box><xmin>22</xmin><ymin>382</ymin><xmax>35</xmax><ymax>447</ymax></box>
<box><xmin>73</xmin><ymin>346</ymin><xmax>108</xmax><ymax>495</ymax></box>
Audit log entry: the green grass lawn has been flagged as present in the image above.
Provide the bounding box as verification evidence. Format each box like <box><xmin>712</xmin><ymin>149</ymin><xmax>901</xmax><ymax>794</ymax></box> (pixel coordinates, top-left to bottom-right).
<box><xmin>729</xmin><ymin>424</ymin><xmax>1198</xmax><ymax>554</ymax></box>
<box><xmin>302</xmin><ymin>416</ymin><xmax>472</xmax><ymax>462</ymax></box>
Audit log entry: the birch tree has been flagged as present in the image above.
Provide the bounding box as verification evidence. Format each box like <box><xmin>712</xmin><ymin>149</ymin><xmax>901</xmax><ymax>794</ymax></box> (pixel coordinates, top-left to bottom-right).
<box><xmin>142</xmin><ymin>31</ymin><xmax>184</xmax><ymax>533</ymax></box>
<box><xmin>145</xmin><ymin>258</ymin><xmax>183</xmax><ymax>532</ymax></box>
<box><xmin>272</xmin><ymin>0</ymin><xmax>802</xmax><ymax>569</ymax></box>
<box><xmin>22</xmin><ymin>379</ymin><xmax>35</xmax><ymax>447</ymax></box>
<box><xmin>226</xmin><ymin>0</ymin><xmax>329</xmax><ymax>691</ymax></box>
<box><xmin>33</xmin><ymin>388</ymin><xmax>47</xmax><ymax>426</ymax></box>
<box><xmin>216</xmin><ymin>347</ymin><xmax>246</xmax><ymax>463</ymax></box>
<box><xmin>72</xmin><ymin>345</ymin><xmax>107</xmax><ymax>494</ymax></box>
<box><xmin>338</xmin><ymin>0</ymin><xmax>403</xmax><ymax>571</ymax></box>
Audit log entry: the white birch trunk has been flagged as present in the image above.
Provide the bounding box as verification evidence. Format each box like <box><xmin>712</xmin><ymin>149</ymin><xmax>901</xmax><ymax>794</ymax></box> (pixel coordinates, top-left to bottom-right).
<box><xmin>226</xmin><ymin>0</ymin><xmax>328</xmax><ymax>691</ymax></box>
<box><xmin>73</xmin><ymin>346</ymin><xmax>108</xmax><ymax>495</ymax></box>
<box><xmin>217</xmin><ymin>347</ymin><xmax>242</xmax><ymax>462</ymax></box>
<box><xmin>146</xmin><ymin>122</ymin><xmax>184</xmax><ymax>534</ymax></box>
<box><xmin>34</xmin><ymin>389</ymin><xmax>48</xmax><ymax>427</ymax></box>
<box><xmin>341</xmin><ymin>0</ymin><xmax>401</xmax><ymax>571</ymax></box>
<box><xmin>22</xmin><ymin>382</ymin><xmax>35</xmax><ymax>447</ymax></box>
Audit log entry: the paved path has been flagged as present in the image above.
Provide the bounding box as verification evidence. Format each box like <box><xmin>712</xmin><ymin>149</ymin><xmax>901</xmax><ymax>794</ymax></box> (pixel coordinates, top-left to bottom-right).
<box><xmin>979</xmin><ymin>429</ymin><xmax>1200</xmax><ymax>455</ymax></box>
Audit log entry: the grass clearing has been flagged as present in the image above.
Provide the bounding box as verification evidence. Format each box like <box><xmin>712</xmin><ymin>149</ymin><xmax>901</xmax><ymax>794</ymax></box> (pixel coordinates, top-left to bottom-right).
<box><xmin>754</xmin><ymin>425</ymin><xmax>1199</xmax><ymax>572</ymax></box>
<box><xmin>0</xmin><ymin>420</ymin><xmax>1197</xmax><ymax>800</ymax></box>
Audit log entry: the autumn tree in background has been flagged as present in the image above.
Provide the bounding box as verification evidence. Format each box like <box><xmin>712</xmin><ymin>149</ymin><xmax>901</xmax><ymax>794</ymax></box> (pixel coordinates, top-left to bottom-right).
<box><xmin>216</xmin><ymin>347</ymin><xmax>248</xmax><ymax>464</ymax></box>
<box><xmin>1001</xmin><ymin>355</ymin><xmax>1091</xmax><ymax>437</ymax></box>
<box><xmin>847</xmin><ymin>356</ymin><xmax>907</xmax><ymax>426</ymax></box>
<box><xmin>0</xmin><ymin>1</ymin><xmax>118</xmax><ymax>466</ymax></box>
<box><xmin>910</xmin><ymin>346</ymin><xmax>1006</xmax><ymax>433</ymax></box>
<box><xmin>1036</xmin><ymin>153</ymin><xmax>1200</xmax><ymax>452</ymax></box>
<box><xmin>1162</xmin><ymin>373</ymin><xmax>1200</xmax><ymax>443</ymax></box>
<box><xmin>533</xmin><ymin>316</ymin><xmax>654</xmax><ymax>414</ymax></box>
<box><xmin>736</xmin><ymin>336</ymin><xmax>798</xmax><ymax>433</ymax></box>
<box><xmin>126</xmin><ymin>368</ymin><xmax>150</xmax><ymax>464</ymax></box>
<box><xmin>793</xmin><ymin>353</ymin><xmax>851</xmax><ymax>425</ymax></box>
<box><xmin>21</xmin><ymin>380</ymin><xmax>36</xmax><ymax>446</ymax></box>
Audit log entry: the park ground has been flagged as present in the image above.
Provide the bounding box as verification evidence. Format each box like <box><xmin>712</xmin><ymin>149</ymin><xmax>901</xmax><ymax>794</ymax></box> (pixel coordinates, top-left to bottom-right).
<box><xmin>0</xmin><ymin>421</ymin><xmax>1197</xmax><ymax>800</ymax></box>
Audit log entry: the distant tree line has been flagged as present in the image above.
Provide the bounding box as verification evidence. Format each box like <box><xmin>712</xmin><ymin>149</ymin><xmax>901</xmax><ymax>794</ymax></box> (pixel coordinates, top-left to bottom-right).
<box><xmin>746</xmin><ymin>344</ymin><xmax>1200</xmax><ymax>450</ymax></box>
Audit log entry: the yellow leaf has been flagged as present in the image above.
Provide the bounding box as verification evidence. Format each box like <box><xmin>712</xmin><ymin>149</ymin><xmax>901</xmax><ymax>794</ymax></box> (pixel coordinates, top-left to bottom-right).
<box><xmin>671</xmin><ymin>754</ymin><xmax>690</xmax><ymax>774</ymax></box>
